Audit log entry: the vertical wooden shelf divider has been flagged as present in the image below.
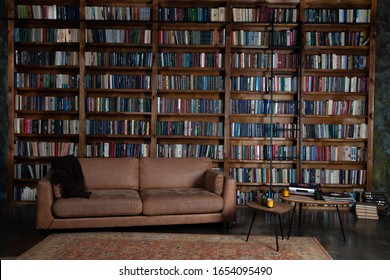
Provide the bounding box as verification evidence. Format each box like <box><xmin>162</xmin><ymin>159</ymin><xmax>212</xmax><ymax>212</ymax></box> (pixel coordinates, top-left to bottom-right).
<box><xmin>79</xmin><ymin>0</ymin><xmax>86</xmax><ymax>158</ymax></box>
<box><xmin>151</xmin><ymin>0</ymin><xmax>159</xmax><ymax>158</ymax></box>
<box><xmin>224</xmin><ymin>0</ymin><xmax>232</xmax><ymax>174</ymax></box>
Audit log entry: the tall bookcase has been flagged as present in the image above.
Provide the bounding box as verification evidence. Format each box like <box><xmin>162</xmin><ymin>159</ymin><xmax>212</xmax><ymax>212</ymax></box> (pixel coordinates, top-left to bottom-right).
<box><xmin>7</xmin><ymin>0</ymin><xmax>376</xmax><ymax>205</ymax></box>
<box><xmin>301</xmin><ymin>0</ymin><xmax>376</xmax><ymax>193</ymax></box>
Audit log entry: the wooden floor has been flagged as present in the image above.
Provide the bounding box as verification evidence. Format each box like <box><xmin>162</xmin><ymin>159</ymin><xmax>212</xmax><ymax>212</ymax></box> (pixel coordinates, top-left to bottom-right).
<box><xmin>1</xmin><ymin>203</ymin><xmax>390</xmax><ymax>259</ymax></box>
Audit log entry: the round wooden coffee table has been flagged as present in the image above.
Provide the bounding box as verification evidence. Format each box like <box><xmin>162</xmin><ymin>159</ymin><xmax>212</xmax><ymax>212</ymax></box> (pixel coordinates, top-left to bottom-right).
<box><xmin>246</xmin><ymin>201</ymin><xmax>294</xmax><ymax>252</ymax></box>
<box><xmin>280</xmin><ymin>195</ymin><xmax>353</xmax><ymax>242</ymax></box>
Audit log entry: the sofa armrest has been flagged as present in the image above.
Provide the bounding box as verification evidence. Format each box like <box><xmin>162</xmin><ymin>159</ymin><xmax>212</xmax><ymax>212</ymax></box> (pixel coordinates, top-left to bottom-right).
<box><xmin>36</xmin><ymin>174</ymin><xmax>55</xmax><ymax>229</ymax></box>
<box><xmin>221</xmin><ymin>175</ymin><xmax>237</xmax><ymax>222</ymax></box>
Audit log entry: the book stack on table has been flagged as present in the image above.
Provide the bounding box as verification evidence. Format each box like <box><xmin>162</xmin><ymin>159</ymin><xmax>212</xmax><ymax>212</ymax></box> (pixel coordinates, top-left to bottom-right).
<box><xmin>322</xmin><ymin>192</ymin><xmax>356</xmax><ymax>203</ymax></box>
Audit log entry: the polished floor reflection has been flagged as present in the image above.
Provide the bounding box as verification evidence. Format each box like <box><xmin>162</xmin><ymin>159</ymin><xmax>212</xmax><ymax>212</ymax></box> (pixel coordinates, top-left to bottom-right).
<box><xmin>1</xmin><ymin>204</ymin><xmax>389</xmax><ymax>259</ymax></box>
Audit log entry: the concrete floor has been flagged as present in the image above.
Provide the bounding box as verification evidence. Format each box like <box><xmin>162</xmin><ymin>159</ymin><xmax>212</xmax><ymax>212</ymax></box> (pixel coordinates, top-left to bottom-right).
<box><xmin>1</xmin><ymin>204</ymin><xmax>390</xmax><ymax>259</ymax></box>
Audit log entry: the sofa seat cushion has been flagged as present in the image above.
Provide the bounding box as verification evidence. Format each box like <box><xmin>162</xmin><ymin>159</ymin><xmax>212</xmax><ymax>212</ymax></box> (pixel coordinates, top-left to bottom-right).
<box><xmin>140</xmin><ymin>188</ymin><xmax>224</xmax><ymax>216</ymax></box>
<box><xmin>52</xmin><ymin>190</ymin><xmax>142</xmax><ymax>218</ymax></box>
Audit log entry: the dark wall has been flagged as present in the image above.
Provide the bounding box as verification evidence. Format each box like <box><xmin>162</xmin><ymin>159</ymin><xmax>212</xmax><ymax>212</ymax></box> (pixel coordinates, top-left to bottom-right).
<box><xmin>373</xmin><ymin>0</ymin><xmax>390</xmax><ymax>197</ymax></box>
<box><xmin>0</xmin><ymin>0</ymin><xmax>389</xmax><ymax>200</ymax></box>
<box><xmin>0</xmin><ymin>0</ymin><xmax>7</xmax><ymax>200</ymax></box>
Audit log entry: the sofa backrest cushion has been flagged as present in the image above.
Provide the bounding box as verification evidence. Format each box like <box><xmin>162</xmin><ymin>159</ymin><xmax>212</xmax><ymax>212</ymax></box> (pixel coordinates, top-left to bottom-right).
<box><xmin>139</xmin><ymin>157</ymin><xmax>212</xmax><ymax>190</ymax></box>
<box><xmin>79</xmin><ymin>158</ymin><xmax>139</xmax><ymax>190</ymax></box>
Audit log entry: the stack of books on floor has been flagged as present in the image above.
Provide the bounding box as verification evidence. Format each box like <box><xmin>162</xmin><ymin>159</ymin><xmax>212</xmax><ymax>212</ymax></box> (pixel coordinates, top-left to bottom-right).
<box><xmin>355</xmin><ymin>202</ymin><xmax>379</xmax><ymax>220</ymax></box>
<box><xmin>362</xmin><ymin>191</ymin><xmax>390</xmax><ymax>217</ymax></box>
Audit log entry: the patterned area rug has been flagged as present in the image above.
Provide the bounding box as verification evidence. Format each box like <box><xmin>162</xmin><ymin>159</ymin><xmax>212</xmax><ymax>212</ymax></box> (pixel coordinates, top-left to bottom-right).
<box><xmin>17</xmin><ymin>232</ymin><xmax>332</xmax><ymax>260</ymax></box>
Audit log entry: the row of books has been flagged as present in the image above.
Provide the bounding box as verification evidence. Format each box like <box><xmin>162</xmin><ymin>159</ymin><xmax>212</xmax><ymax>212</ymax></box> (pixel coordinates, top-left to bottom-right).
<box><xmin>231</xmin><ymin>30</ymin><xmax>297</xmax><ymax>47</ymax></box>
<box><xmin>157</xmin><ymin>98</ymin><xmax>224</xmax><ymax>114</ymax></box>
<box><xmin>9</xmin><ymin>141</ymin><xmax>368</xmax><ymax>162</ymax></box>
<box><xmin>231</xmin><ymin>76</ymin><xmax>266</xmax><ymax>92</ymax></box>
<box><xmin>303</xmin><ymin>124</ymin><xmax>367</xmax><ymax>139</ymax></box>
<box><xmin>15</xmin><ymin>50</ymin><xmax>79</xmax><ymax>66</ymax></box>
<box><xmin>15</xmin><ymin>95</ymin><xmax>79</xmax><ymax>112</ymax></box>
<box><xmin>14</xmin><ymin>164</ymin><xmax>50</xmax><ymax>179</ymax></box>
<box><xmin>14</xmin><ymin>6</ymin><xmax>371</xmax><ymax>24</ymax></box>
<box><xmin>230</xmin><ymin>144</ymin><xmax>296</xmax><ymax>161</ymax></box>
<box><xmin>156</xmin><ymin>121</ymin><xmax>224</xmax><ymax>137</ymax></box>
<box><xmin>158</xmin><ymin>52</ymin><xmax>224</xmax><ymax>68</ymax></box>
<box><xmin>305</xmin><ymin>31</ymin><xmax>366</xmax><ymax>47</ymax></box>
<box><xmin>14</xmin><ymin>186</ymin><xmax>37</xmax><ymax>202</ymax></box>
<box><xmin>158</xmin><ymin>30</ymin><xmax>225</xmax><ymax>45</ymax></box>
<box><xmin>304</xmin><ymin>76</ymin><xmax>368</xmax><ymax>93</ymax></box>
<box><xmin>86</xmin><ymin>120</ymin><xmax>150</xmax><ymax>136</ymax></box>
<box><xmin>15</xmin><ymin>74</ymin><xmax>366</xmax><ymax>93</ymax></box>
<box><xmin>85</xmin><ymin>74</ymin><xmax>151</xmax><ymax>90</ymax></box>
<box><xmin>86</xmin><ymin>6</ymin><xmax>151</xmax><ymax>21</ymax></box>
<box><xmin>13</xmin><ymin>120</ymin><xmax>368</xmax><ymax>139</ymax></box>
<box><xmin>231</xmin><ymin>53</ymin><xmax>298</xmax><ymax>69</ymax></box>
<box><xmin>156</xmin><ymin>144</ymin><xmax>224</xmax><ymax>159</ymax></box>
<box><xmin>16</xmin><ymin>5</ymin><xmax>79</xmax><ymax>20</ymax></box>
<box><xmin>158</xmin><ymin>7</ymin><xmax>226</xmax><ymax>22</ymax></box>
<box><xmin>15</xmin><ymin>28</ymin><xmax>79</xmax><ymax>43</ymax></box>
<box><xmin>158</xmin><ymin>75</ymin><xmax>224</xmax><ymax>90</ymax></box>
<box><xmin>236</xmin><ymin>190</ymin><xmax>282</xmax><ymax>206</ymax></box>
<box><xmin>13</xmin><ymin>30</ymin><xmax>367</xmax><ymax>47</ymax></box>
<box><xmin>14</xmin><ymin>50</ymin><xmax>298</xmax><ymax>70</ymax></box>
<box><xmin>230</xmin><ymin>123</ymin><xmax>297</xmax><ymax>138</ymax></box>
<box><xmin>302</xmin><ymin>168</ymin><xmax>366</xmax><ymax>185</ymax></box>
<box><xmin>86</xmin><ymin>29</ymin><xmax>152</xmax><ymax>44</ymax></box>
<box><xmin>15</xmin><ymin>73</ymin><xmax>79</xmax><ymax>89</ymax></box>
<box><xmin>303</xmin><ymin>100</ymin><xmax>366</xmax><ymax>116</ymax></box>
<box><xmin>86</xmin><ymin>97</ymin><xmax>151</xmax><ymax>113</ymax></box>
<box><xmin>230</xmin><ymin>167</ymin><xmax>296</xmax><ymax>184</ymax></box>
<box><xmin>302</xmin><ymin>145</ymin><xmax>366</xmax><ymax>162</ymax></box>
<box><xmin>85</xmin><ymin>143</ymin><xmax>150</xmax><ymax>158</ymax></box>
<box><xmin>236</xmin><ymin>190</ymin><xmax>259</xmax><ymax>205</ymax></box>
<box><xmin>14</xmin><ymin>141</ymin><xmax>78</xmax><ymax>157</ymax></box>
<box><xmin>14</xmin><ymin>118</ymin><xmax>79</xmax><ymax>135</ymax></box>
<box><xmin>85</xmin><ymin>52</ymin><xmax>153</xmax><ymax>67</ymax></box>
<box><xmin>305</xmin><ymin>9</ymin><xmax>371</xmax><ymax>24</ymax></box>
<box><xmin>271</xmin><ymin>30</ymin><xmax>298</xmax><ymax>47</ymax></box>
<box><xmin>232</xmin><ymin>7</ymin><xmax>298</xmax><ymax>23</ymax></box>
<box><xmin>304</xmin><ymin>54</ymin><xmax>367</xmax><ymax>70</ymax></box>
<box><xmin>231</xmin><ymin>76</ymin><xmax>298</xmax><ymax>92</ymax></box>
<box><xmin>230</xmin><ymin>99</ymin><xmax>297</xmax><ymax>115</ymax></box>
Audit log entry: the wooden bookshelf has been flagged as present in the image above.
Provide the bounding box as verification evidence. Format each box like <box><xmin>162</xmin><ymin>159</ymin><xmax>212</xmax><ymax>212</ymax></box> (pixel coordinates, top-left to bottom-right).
<box><xmin>7</xmin><ymin>0</ymin><xmax>376</xmax><ymax>204</ymax></box>
<box><xmin>301</xmin><ymin>0</ymin><xmax>376</xmax><ymax>194</ymax></box>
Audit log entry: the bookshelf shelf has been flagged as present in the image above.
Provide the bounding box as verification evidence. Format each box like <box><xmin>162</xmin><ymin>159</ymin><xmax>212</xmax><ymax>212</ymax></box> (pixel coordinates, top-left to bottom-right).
<box><xmin>7</xmin><ymin>0</ymin><xmax>376</xmax><ymax>204</ymax></box>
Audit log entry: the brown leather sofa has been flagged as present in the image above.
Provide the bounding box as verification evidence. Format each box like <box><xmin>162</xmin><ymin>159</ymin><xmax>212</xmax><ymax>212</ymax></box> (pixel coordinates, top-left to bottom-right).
<box><xmin>36</xmin><ymin>157</ymin><xmax>237</xmax><ymax>230</ymax></box>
